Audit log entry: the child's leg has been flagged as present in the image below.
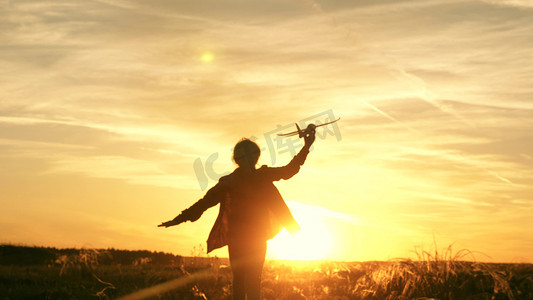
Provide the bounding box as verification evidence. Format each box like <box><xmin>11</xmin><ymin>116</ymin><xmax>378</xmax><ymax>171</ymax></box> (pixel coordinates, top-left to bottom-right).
<box><xmin>230</xmin><ymin>261</ymin><xmax>246</xmax><ymax>300</ymax></box>
<box><xmin>229</xmin><ymin>240</ymin><xmax>247</xmax><ymax>300</ymax></box>
<box><xmin>229</xmin><ymin>238</ymin><xmax>267</xmax><ymax>300</ymax></box>
<box><xmin>244</xmin><ymin>242</ymin><xmax>266</xmax><ymax>300</ymax></box>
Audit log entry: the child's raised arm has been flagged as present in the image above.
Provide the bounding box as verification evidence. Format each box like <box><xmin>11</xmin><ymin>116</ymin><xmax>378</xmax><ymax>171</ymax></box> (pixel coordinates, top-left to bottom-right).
<box><xmin>260</xmin><ymin>129</ymin><xmax>316</xmax><ymax>182</ymax></box>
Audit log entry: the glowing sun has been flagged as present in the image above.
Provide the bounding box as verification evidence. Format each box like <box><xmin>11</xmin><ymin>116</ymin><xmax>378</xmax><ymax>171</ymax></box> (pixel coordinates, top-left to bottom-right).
<box><xmin>267</xmin><ymin>202</ymin><xmax>333</xmax><ymax>260</ymax></box>
<box><xmin>200</xmin><ymin>51</ymin><xmax>214</xmax><ymax>63</ymax></box>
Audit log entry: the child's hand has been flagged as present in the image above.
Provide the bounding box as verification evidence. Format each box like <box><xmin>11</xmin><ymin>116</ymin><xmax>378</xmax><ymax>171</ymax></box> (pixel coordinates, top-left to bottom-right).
<box><xmin>158</xmin><ymin>220</ymin><xmax>178</xmax><ymax>227</ymax></box>
<box><xmin>304</xmin><ymin>129</ymin><xmax>316</xmax><ymax>147</ymax></box>
<box><xmin>158</xmin><ymin>214</ymin><xmax>188</xmax><ymax>227</ymax></box>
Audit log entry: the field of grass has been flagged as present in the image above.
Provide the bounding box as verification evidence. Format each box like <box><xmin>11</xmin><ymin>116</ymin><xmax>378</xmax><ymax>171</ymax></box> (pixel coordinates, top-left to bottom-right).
<box><xmin>1</xmin><ymin>245</ymin><xmax>532</xmax><ymax>299</ymax></box>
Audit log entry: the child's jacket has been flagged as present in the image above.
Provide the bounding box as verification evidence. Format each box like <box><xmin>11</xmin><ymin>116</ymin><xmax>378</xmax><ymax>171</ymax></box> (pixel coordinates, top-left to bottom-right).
<box><xmin>180</xmin><ymin>147</ymin><xmax>310</xmax><ymax>253</ymax></box>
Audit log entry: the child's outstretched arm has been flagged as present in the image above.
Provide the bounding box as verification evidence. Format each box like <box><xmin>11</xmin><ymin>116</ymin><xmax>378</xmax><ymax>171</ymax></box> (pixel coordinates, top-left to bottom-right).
<box><xmin>158</xmin><ymin>181</ymin><xmax>225</xmax><ymax>227</ymax></box>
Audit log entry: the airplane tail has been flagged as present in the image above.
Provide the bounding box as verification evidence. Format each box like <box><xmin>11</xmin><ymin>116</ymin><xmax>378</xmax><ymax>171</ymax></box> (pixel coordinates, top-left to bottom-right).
<box><xmin>296</xmin><ymin>123</ymin><xmax>304</xmax><ymax>138</ymax></box>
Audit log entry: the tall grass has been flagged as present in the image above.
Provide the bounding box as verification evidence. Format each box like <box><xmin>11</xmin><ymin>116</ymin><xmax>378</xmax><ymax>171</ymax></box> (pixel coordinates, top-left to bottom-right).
<box><xmin>1</xmin><ymin>244</ymin><xmax>532</xmax><ymax>299</ymax></box>
<box><xmin>350</xmin><ymin>244</ymin><xmax>522</xmax><ymax>300</ymax></box>
<box><xmin>55</xmin><ymin>248</ymin><xmax>116</xmax><ymax>299</ymax></box>
<box><xmin>259</xmin><ymin>244</ymin><xmax>532</xmax><ymax>300</ymax></box>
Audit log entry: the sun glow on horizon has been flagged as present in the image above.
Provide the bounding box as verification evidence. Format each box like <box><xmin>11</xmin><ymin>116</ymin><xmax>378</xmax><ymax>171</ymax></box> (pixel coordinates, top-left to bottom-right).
<box><xmin>267</xmin><ymin>202</ymin><xmax>336</xmax><ymax>261</ymax></box>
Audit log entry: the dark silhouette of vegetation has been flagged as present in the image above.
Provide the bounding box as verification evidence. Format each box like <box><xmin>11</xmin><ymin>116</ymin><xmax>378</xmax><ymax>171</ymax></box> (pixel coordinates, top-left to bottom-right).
<box><xmin>1</xmin><ymin>244</ymin><xmax>532</xmax><ymax>299</ymax></box>
<box><xmin>0</xmin><ymin>244</ymin><xmax>183</xmax><ymax>266</ymax></box>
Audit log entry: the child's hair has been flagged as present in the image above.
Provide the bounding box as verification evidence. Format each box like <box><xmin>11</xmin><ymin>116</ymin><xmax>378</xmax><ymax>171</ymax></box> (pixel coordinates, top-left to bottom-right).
<box><xmin>233</xmin><ymin>138</ymin><xmax>261</xmax><ymax>169</ymax></box>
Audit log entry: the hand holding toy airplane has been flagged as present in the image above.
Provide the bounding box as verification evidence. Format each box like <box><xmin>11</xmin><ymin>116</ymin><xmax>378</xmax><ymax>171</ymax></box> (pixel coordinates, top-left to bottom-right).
<box><xmin>277</xmin><ymin>118</ymin><xmax>340</xmax><ymax>138</ymax></box>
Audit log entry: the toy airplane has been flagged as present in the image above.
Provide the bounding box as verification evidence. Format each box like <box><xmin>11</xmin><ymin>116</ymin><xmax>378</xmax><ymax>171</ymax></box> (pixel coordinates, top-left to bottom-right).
<box><xmin>277</xmin><ymin>118</ymin><xmax>340</xmax><ymax>138</ymax></box>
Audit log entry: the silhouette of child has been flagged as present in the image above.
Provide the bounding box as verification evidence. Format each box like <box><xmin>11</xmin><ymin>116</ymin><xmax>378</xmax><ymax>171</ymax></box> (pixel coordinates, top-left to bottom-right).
<box><xmin>160</xmin><ymin>129</ymin><xmax>315</xmax><ymax>300</ymax></box>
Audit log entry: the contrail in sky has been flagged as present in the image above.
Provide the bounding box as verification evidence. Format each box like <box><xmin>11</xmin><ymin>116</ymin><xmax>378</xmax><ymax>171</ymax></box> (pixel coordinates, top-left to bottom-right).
<box><xmin>358</xmin><ymin>99</ymin><xmax>417</xmax><ymax>133</ymax></box>
<box><xmin>298</xmin><ymin>0</ymin><xmax>472</xmax><ymax>126</ymax></box>
<box><xmin>298</xmin><ymin>0</ymin><xmax>514</xmax><ymax>185</ymax></box>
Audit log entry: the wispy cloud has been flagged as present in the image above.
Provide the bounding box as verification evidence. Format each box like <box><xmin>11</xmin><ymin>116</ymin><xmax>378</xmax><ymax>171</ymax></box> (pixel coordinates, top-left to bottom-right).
<box><xmin>482</xmin><ymin>0</ymin><xmax>533</xmax><ymax>9</ymax></box>
<box><xmin>47</xmin><ymin>155</ymin><xmax>197</xmax><ymax>189</ymax></box>
<box><xmin>1</xmin><ymin>0</ymin><xmax>532</xmax><ymax>261</ymax></box>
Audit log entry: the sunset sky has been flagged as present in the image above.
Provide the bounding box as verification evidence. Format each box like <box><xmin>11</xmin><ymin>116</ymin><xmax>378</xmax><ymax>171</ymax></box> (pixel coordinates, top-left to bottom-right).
<box><xmin>1</xmin><ymin>0</ymin><xmax>532</xmax><ymax>263</ymax></box>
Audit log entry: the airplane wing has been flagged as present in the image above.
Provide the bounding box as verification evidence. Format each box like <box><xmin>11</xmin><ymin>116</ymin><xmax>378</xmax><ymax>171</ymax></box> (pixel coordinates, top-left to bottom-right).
<box><xmin>315</xmin><ymin>117</ymin><xmax>341</xmax><ymax>128</ymax></box>
<box><xmin>276</xmin><ymin>131</ymin><xmax>300</xmax><ymax>137</ymax></box>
